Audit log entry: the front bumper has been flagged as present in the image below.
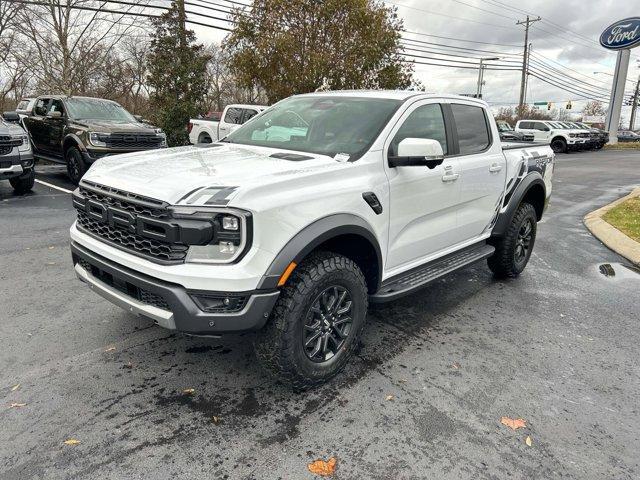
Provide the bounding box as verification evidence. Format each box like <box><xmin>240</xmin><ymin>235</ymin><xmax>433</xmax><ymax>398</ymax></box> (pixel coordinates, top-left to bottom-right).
<box><xmin>82</xmin><ymin>146</ymin><xmax>166</xmax><ymax>165</ymax></box>
<box><xmin>0</xmin><ymin>151</ymin><xmax>34</xmax><ymax>179</ymax></box>
<box><xmin>71</xmin><ymin>241</ymin><xmax>280</xmax><ymax>335</ymax></box>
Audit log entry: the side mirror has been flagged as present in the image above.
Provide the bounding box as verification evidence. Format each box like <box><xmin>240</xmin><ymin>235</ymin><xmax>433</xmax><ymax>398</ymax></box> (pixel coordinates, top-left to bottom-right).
<box><xmin>47</xmin><ymin>111</ymin><xmax>62</xmax><ymax>119</ymax></box>
<box><xmin>134</xmin><ymin>115</ymin><xmax>143</xmax><ymax>122</ymax></box>
<box><xmin>389</xmin><ymin>138</ymin><xmax>445</xmax><ymax>168</ymax></box>
<box><xmin>2</xmin><ymin>111</ymin><xmax>20</xmax><ymax>122</ymax></box>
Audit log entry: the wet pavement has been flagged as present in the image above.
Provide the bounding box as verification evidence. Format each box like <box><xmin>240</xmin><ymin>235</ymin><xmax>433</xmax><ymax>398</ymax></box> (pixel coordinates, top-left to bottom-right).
<box><xmin>1</xmin><ymin>150</ymin><xmax>639</xmax><ymax>479</ymax></box>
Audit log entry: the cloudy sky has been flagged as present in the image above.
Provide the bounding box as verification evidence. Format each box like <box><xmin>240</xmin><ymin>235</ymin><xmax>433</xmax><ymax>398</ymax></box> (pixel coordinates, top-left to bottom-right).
<box><xmin>189</xmin><ymin>0</ymin><xmax>640</xmax><ymax>123</ymax></box>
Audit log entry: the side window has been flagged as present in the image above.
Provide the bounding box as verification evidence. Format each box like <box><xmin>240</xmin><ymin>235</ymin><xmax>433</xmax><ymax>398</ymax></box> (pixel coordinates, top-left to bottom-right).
<box><xmin>241</xmin><ymin>109</ymin><xmax>258</xmax><ymax>123</ymax></box>
<box><xmin>519</xmin><ymin>121</ymin><xmax>532</xmax><ymax>129</ymax></box>
<box><xmin>48</xmin><ymin>99</ymin><xmax>65</xmax><ymax>116</ymax></box>
<box><xmin>34</xmin><ymin>98</ymin><xmax>50</xmax><ymax>116</ymax></box>
<box><xmin>389</xmin><ymin>103</ymin><xmax>447</xmax><ymax>156</ymax></box>
<box><xmin>223</xmin><ymin>107</ymin><xmax>243</xmax><ymax>125</ymax></box>
<box><xmin>451</xmin><ymin>104</ymin><xmax>491</xmax><ymax>155</ymax></box>
<box><xmin>534</xmin><ymin>122</ymin><xmax>548</xmax><ymax>131</ymax></box>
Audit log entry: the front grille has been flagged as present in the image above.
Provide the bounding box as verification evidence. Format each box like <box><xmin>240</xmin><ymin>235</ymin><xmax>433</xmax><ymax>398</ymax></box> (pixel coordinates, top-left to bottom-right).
<box><xmin>0</xmin><ymin>160</ymin><xmax>11</xmax><ymax>168</ymax></box>
<box><xmin>77</xmin><ymin>258</ymin><xmax>171</xmax><ymax>311</ymax></box>
<box><xmin>0</xmin><ymin>135</ymin><xmax>19</xmax><ymax>156</ymax></box>
<box><xmin>105</xmin><ymin>132</ymin><xmax>163</xmax><ymax>149</ymax></box>
<box><xmin>77</xmin><ymin>211</ymin><xmax>188</xmax><ymax>262</ymax></box>
<box><xmin>80</xmin><ymin>183</ymin><xmax>165</xmax><ymax>218</ymax></box>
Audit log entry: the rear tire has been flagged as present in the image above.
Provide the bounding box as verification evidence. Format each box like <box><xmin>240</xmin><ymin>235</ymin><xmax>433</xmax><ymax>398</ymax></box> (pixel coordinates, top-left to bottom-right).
<box><xmin>66</xmin><ymin>147</ymin><xmax>86</xmax><ymax>185</ymax></box>
<box><xmin>254</xmin><ymin>251</ymin><xmax>368</xmax><ymax>391</ymax></box>
<box><xmin>488</xmin><ymin>202</ymin><xmax>537</xmax><ymax>278</ymax></box>
<box><xmin>9</xmin><ymin>169</ymin><xmax>35</xmax><ymax>194</ymax></box>
<box><xmin>198</xmin><ymin>133</ymin><xmax>212</xmax><ymax>144</ymax></box>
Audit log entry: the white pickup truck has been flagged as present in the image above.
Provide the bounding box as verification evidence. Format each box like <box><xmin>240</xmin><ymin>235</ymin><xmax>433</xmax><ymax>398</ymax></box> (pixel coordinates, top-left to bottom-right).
<box><xmin>70</xmin><ymin>91</ymin><xmax>554</xmax><ymax>389</ymax></box>
<box><xmin>188</xmin><ymin>104</ymin><xmax>267</xmax><ymax>144</ymax></box>
<box><xmin>515</xmin><ymin>119</ymin><xmax>589</xmax><ymax>153</ymax></box>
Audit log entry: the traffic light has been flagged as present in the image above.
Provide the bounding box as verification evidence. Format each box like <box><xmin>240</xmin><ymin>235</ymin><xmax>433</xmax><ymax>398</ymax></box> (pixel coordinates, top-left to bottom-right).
<box><xmin>566</xmin><ymin>101</ymin><xmax>572</xmax><ymax>110</ymax></box>
<box><xmin>547</xmin><ymin>102</ymin><xmax>553</xmax><ymax>110</ymax></box>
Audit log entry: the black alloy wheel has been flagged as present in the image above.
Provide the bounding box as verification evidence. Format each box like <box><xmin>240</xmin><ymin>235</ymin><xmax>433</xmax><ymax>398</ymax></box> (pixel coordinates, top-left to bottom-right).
<box><xmin>303</xmin><ymin>285</ymin><xmax>353</xmax><ymax>362</ymax></box>
<box><xmin>514</xmin><ymin>217</ymin><xmax>534</xmax><ymax>269</ymax></box>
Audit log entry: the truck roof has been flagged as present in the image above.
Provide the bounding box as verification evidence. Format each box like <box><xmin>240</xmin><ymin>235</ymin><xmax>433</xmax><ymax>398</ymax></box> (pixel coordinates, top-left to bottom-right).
<box><xmin>295</xmin><ymin>90</ymin><xmax>489</xmax><ymax>107</ymax></box>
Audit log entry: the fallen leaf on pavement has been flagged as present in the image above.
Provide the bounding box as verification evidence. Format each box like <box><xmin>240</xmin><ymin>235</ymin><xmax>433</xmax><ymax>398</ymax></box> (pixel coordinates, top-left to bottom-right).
<box><xmin>525</xmin><ymin>435</ymin><xmax>532</xmax><ymax>446</ymax></box>
<box><xmin>183</xmin><ymin>388</ymin><xmax>195</xmax><ymax>395</ymax></box>
<box><xmin>9</xmin><ymin>403</ymin><xmax>27</xmax><ymax>408</ymax></box>
<box><xmin>385</xmin><ymin>395</ymin><xmax>394</xmax><ymax>401</ymax></box>
<box><xmin>452</xmin><ymin>362</ymin><xmax>460</xmax><ymax>369</ymax></box>
<box><xmin>212</xmin><ymin>416</ymin><xmax>221</xmax><ymax>424</ymax></box>
<box><xmin>308</xmin><ymin>457</ymin><xmax>337</xmax><ymax>476</ymax></box>
<box><xmin>123</xmin><ymin>362</ymin><xmax>133</xmax><ymax>369</ymax></box>
<box><xmin>11</xmin><ymin>384</ymin><xmax>20</xmax><ymax>392</ymax></box>
<box><xmin>63</xmin><ymin>439</ymin><xmax>80</xmax><ymax>446</ymax></box>
<box><xmin>104</xmin><ymin>346</ymin><xmax>116</xmax><ymax>352</ymax></box>
<box><xmin>48</xmin><ymin>246</ymin><xmax>55</xmax><ymax>250</ymax></box>
<box><xmin>500</xmin><ymin>417</ymin><xmax>527</xmax><ymax>430</ymax></box>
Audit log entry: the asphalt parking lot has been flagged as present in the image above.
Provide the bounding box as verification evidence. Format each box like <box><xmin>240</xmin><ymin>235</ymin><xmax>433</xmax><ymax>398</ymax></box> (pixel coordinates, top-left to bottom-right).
<box><xmin>1</xmin><ymin>150</ymin><xmax>639</xmax><ymax>479</ymax></box>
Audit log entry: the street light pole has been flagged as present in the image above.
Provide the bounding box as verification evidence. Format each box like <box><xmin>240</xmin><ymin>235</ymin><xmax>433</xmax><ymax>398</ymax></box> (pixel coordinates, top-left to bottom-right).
<box><xmin>629</xmin><ymin>74</ymin><xmax>640</xmax><ymax>130</ymax></box>
<box><xmin>476</xmin><ymin>57</ymin><xmax>500</xmax><ymax>99</ymax></box>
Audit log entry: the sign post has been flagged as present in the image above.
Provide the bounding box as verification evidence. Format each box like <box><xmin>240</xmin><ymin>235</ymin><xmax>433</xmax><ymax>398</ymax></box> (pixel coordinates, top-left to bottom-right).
<box><xmin>599</xmin><ymin>17</ymin><xmax>640</xmax><ymax>144</ymax></box>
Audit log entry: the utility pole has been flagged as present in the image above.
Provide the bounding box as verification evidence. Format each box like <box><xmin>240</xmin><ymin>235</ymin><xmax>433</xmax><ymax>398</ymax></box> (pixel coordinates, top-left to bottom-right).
<box><xmin>630</xmin><ymin>75</ymin><xmax>640</xmax><ymax>130</ymax></box>
<box><xmin>523</xmin><ymin>43</ymin><xmax>532</xmax><ymax>104</ymax></box>
<box><xmin>476</xmin><ymin>57</ymin><xmax>500</xmax><ymax>98</ymax></box>
<box><xmin>516</xmin><ymin>16</ymin><xmax>541</xmax><ymax>113</ymax></box>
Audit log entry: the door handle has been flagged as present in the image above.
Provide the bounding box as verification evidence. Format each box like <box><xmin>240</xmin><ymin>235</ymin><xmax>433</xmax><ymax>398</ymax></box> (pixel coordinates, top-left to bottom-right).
<box><xmin>441</xmin><ymin>172</ymin><xmax>460</xmax><ymax>182</ymax></box>
<box><xmin>489</xmin><ymin>163</ymin><xmax>503</xmax><ymax>173</ymax></box>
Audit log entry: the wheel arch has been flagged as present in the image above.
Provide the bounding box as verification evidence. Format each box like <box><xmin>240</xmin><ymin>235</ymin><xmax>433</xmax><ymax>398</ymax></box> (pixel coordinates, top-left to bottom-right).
<box><xmin>63</xmin><ymin>134</ymin><xmax>85</xmax><ymax>156</ymax></box>
<box><xmin>492</xmin><ymin>173</ymin><xmax>546</xmax><ymax>238</ymax></box>
<box><xmin>258</xmin><ymin>214</ymin><xmax>383</xmax><ymax>293</ymax></box>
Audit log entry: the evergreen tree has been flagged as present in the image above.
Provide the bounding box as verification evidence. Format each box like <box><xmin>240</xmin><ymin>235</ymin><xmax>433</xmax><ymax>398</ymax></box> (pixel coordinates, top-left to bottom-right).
<box><xmin>147</xmin><ymin>3</ymin><xmax>209</xmax><ymax>146</ymax></box>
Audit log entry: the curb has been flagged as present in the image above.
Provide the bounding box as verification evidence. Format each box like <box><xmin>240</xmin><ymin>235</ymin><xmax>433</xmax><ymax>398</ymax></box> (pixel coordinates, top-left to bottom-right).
<box><xmin>584</xmin><ymin>187</ymin><xmax>640</xmax><ymax>266</ymax></box>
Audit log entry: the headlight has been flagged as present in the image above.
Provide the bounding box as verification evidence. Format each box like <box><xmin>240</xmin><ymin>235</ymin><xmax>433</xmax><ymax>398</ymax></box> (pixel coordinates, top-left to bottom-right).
<box><xmin>569</xmin><ymin>134</ymin><xmax>576</xmax><ymax>138</ymax></box>
<box><xmin>169</xmin><ymin>207</ymin><xmax>249</xmax><ymax>264</ymax></box>
<box><xmin>89</xmin><ymin>132</ymin><xmax>110</xmax><ymax>147</ymax></box>
<box><xmin>13</xmin><ymin>134</ymin><xmax>30</xmax><ymax>152</ymax></box>
<box><xmin>155</xmin><ymin>129</ymin><xmax>167</xmax><ymax>147</ymax></box>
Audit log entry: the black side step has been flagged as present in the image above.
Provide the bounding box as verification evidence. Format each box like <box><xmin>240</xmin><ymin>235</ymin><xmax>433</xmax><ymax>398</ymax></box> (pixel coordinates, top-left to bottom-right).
<box><xmin>370</xmin><ymin>243</ymin><xmax>495</xmax><ymax>303</ymax></box>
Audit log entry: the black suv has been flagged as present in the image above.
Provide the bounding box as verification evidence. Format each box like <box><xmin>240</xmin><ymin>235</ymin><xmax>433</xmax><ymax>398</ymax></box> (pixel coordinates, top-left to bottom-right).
<box><xmin>21</xmin><ymin>96</ymin><xmax>167</xmax><ymax>184</ymax></box>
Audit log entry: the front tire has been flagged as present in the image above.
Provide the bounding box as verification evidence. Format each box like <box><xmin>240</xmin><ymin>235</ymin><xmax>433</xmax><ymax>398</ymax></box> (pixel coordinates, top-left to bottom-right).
<box><xmin>66</xmin><ymin>147</ymin><xmax>86</xmax><ymax>185</ymax></box>
<box><xmin>254</xmin><ymin>251</ymin><xmax>368</xmax><ymax>390</ymax></box>
<box><xmin>488</xmin><ymin>202</ymin><xmax>537</xmax><ymax>278</ymax></box>
<box><xmin>550</xmin><ymin>137</ymin><xmax>567</xmax><ymax>154</ymax></box>
<box><xmin>9</xmin><ymin>169</ymin><xmax>35</xmax><ymax>194</ymax></box>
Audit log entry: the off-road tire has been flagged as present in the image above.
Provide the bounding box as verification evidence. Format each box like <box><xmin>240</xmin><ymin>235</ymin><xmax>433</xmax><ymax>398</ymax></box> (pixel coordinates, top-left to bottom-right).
<box><xmin>9</xmin><ymin>169</ymin><xmax>35</xmax><ymax>194</ymax></box>
<box><xmin>488</xmin><ymin>202</ymin><xmax>537</xmax><ymax>278</ymax></box>
<box><xmin>550</xmin><ymin>137</ymin><xmax>567</xmax><ymax>154</ymax></box>
<box><xmin>66</xmin><ymin>146</ymin><xmax>86</xmax><ymax>185</ymax></box>
<box><xmin>254</xmin><ymin>251</ymin><xmax>368</xmax><ymax>391</ymax></box>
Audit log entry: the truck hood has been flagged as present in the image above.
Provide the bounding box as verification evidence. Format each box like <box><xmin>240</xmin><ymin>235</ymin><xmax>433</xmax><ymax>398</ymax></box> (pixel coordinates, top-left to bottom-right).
<box><xmin>82</xmin><ymin>143</ymin><xmax>352</xmax><ymax>206</ymax></box>
<box><xmin>70</xmin><ymin>119</ymin><xmax>157</xmax><ymax>133</ymax></box>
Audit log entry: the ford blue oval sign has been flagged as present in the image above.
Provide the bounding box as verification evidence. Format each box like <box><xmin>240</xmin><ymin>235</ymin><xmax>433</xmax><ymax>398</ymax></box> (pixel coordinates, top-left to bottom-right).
<box><xmin>600</xmin><ymin>17</ymin><xmax>640</xmax><ymax>50</ymax></box>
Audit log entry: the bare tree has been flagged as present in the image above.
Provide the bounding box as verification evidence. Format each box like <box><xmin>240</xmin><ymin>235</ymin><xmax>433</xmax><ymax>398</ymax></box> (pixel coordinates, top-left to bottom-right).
<box><xmin>16</xmin><ymin>0</ymin><xmax>151</xmax><ymax>95</ymax></box>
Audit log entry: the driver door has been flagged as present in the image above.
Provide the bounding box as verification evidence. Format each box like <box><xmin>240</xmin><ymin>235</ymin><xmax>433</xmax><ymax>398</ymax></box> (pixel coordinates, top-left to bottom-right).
<box><xmin>43</xmin><ymin>99</ymin><xmax>66</xmax><ymax>155</ymax></box>
<box><xmin>385</xmin><ymin>101</ymin><xmax>462</xmax><ymax>272</ymax></box>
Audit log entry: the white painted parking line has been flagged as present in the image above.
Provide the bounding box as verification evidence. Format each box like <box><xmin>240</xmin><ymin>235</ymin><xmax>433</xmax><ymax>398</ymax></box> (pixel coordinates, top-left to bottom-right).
<box><xmin>35</xmin><ymin>179</ymin><xmax>73</xmax><ymax>194</ymax></box>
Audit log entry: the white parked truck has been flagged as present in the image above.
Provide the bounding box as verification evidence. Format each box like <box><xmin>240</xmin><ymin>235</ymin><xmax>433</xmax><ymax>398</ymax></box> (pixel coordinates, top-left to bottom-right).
<box><xmin>515</xmin><ymin>119</ymin><xmax>589</xmax><ymax>153</ymax></box>
<box><xmin>70</xmin><ymin>91</ymin><xmax>554</xmax><ymax>389</ymax></box>
<box><xmin>188</xmin><ymin>104</ymin><xmax>267</xmax><ymax>144</ymax></box>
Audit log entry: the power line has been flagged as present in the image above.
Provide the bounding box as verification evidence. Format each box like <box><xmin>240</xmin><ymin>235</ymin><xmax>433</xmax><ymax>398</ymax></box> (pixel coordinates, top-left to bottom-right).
<box><xmin>383</xmin><ymin>0</ymin><xmax>518</xmax><ymax>31</ymax></box>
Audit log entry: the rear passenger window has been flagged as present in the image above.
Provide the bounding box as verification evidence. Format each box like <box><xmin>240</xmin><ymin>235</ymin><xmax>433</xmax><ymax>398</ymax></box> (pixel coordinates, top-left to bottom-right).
<box><xmin>519</xmin><ymin>121</ymin><xmax>533</xmax><ymax>129</ymax></box>
<box><xmin>242</xmin><ymin>109</ymin><xmax>258</xmax><ymax>123</ymax></box>
<box><xmin>390</xmin><ymin>104</ymin><xmax>447</xmax><ymax>156</ymax></box>
<box><xmin>451</xmin><ymin>104</ymin><xmax>490</xmax><ymax>155</ymax></box>
<box><xmin>224</xmin><ymin>107</ymin><xmax>243</xmax><ymax>125</ymax></box>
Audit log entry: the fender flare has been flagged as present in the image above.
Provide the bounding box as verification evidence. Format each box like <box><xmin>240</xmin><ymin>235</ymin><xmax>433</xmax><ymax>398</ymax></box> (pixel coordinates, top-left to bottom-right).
<box><xmin>492</xmin><ymin>172</ymin><xmax>546</xmax><ymax>237</ymax></box>
<box><xmin>63</xmin><ymin>133</ymin><xmax>86</xmax><ymax>154</ymax></box>
<box><xmin>257</xmin><ymin>214</ymin><xmax>383</xmax><ymax>290</ymax></box>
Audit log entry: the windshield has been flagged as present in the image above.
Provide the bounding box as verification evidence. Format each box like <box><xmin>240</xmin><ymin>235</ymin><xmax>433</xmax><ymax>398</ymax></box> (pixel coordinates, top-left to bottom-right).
<box><xmin>65</xmin><ymin>98</ymin><xmax>137</xmax><ymax>123</ymax></box>
<box><xmin>222</xmin><ymin>96</ymin><xmax>402</xmax><ymax>160</ymax></box>
<box><xmin>497</xmin><ymin>122</ymin><xmax>513</xmax><ymax>132</ymax></box>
